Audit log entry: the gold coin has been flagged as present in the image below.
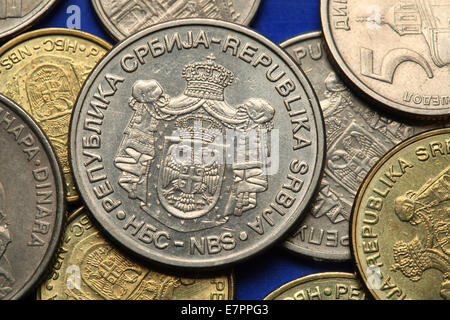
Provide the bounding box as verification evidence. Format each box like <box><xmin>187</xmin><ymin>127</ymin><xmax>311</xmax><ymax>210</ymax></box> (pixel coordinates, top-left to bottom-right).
<box><xmin>37</xmin><ymin>207</ymin><xmax>235</xmax><ymax>300</ymax></box>
<box><xmin>0</xmin><ymin>28</ymin><xmax>112</xmax><ymax>202</ymax></box>
<box><xmin>352</xmin><ymin>128</ymin><xmax>450</xmax><ymax>300</ymax></box>
<box><xmin>263</xmin><ymin>272</ymin><xmax>367</xmax><ymax>300</ymax></box>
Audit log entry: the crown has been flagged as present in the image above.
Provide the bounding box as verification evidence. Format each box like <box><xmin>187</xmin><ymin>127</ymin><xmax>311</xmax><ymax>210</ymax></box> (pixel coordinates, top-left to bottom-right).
<box><xmin>182</xmin><ymin>54</ymin><xmax>234</xmax><ymax>101</ymax></box>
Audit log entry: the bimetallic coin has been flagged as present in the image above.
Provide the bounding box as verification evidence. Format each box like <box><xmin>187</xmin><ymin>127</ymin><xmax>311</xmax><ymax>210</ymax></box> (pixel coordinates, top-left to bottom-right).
<box><xmin>0</xmin><ymin>0</ymin><xmax>57</xmax><ymax>40</ymax></box>
<box><xmin>263</xmin><ymin>272</ymin><xmax>366</xmax><ymax>300</ymax></box>
<box><xmin>38</xmin><ymin>207</ymin><xmax>235</xmax><ymax>300</ymax></box>
<box><xmin>91</xmin><ymin>0</ymin><xmax>262</xmax><ymax>41</ymax></box>
<box><xmin>352</xmin><ymin>128</ymin><xmax>450</xmax><ymax>300</ymax></box>
<box><xmin>0</xmin><ymin>28</ymin><xmax>112</xmax><ymax>202</ymax></box>
<box><xmin>70</xmin><ymin>19</ymin><xmax>325</xmax><ymax>269</ymax></box>
<box><xmin>321</xmin><ymin>0</ymin><xmax>450</xmax><ymax>118</ymax></box>
<box><xmin>280</xmin><ymin>31</ymin><xmax>443</xmax><ymax>261</ymax></box>
<box><xmin>0</xmin><ymin>94</ymin><xmax>65</xmax><ymax>300</ymax></box>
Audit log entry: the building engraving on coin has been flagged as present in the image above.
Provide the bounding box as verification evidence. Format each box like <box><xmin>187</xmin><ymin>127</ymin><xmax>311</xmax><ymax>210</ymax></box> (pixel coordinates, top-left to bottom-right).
<box><xmin>391</xmin><ymin>166</ymin><xmax>450</xmax><ymax>299</ymax></box>
<box><xmin>114</xmin><ymin>54</ymin><xmax>274</xmax><ymax>233</ymax></box>
<box><xmin>0</xmin><ymin>0</ymin><xmax>23</xmax><ymax>19</ymax></box>
<box><xmin>0</xmin><ymin>1</ymin><xmax>56</xmax><ymax>39</ymax></box>
<box><xmin>109</xmin><ymin>0</ymin><xmax>240</xmax><ymax>36</ymax></box>
<box><xmin>358</xmin><ymin>0</ymin><xmax>449</xmax><ymax>82</ymax></box>
<box><xmin>93</xmin><ymin>0</ymin><xmax>261</xmax><ymax>41</ymax></box>
<box><xmin>70</xmin><ymin>20</ymin><xmax>325</xmax><ymax>268</ymax></box>
<box><xmin>0</xmin><ymin>181</ymin><xmax>14</xmax><ymax>298</ymax></box>
<box><xmin>322</xmin><ymin>0</ymin><xmax>450</xmax><ymax>117</ymax></box>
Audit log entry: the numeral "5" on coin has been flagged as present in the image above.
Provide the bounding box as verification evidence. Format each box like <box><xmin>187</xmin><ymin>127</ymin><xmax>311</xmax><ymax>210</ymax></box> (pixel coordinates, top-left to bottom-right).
<box><xmin>360</xmin><ymin>48</ymin><xmax>434</xmax><ymax>83</ymax></box>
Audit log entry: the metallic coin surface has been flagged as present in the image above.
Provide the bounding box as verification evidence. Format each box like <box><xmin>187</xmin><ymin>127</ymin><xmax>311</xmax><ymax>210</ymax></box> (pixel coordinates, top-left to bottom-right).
<box><xmin>352</xmin><ymin>128</ymin><xmax>450</xmax><ymax>300</ymax></box>
<box><xmin>263</xmin><ymin>272</ymin><xmax>367</xmax><ymax>300</ymax></box>
<box><xmin>321</xmin><ymin>0</ymin><xmax>450</xmax><ymax>118</ymax></box>
<box><xmin>0</xmin><ymin>94</ymin><xmax>65</xmax><ymax>300</ymax></box>
<box><xmin>70</xmin><ymin>19</ymin><xmax>325</xmax><ymax>269</ymax></box>
<box><xmin>38</xmin><ymin>207</ymin><xmax>235</xmax><ymax>300</ymax></box>
<box><xmin>0</xmin><ymin>28</ymin><xmax>112</xmax><ymax>202</ymax></box>
<box><xmin>91</xmin><ymin>0</ymin><xmax>262</xmax><ymax>41</ymax></box>
<box><xmin>0</xmin><ymin>0</ymin><xmax>56</xmax><ymax>40</ymax></box>
<box><xmin>280</xmin><ymin>31</ymin><xmax>443</xmax><ymax>261</ymax></box>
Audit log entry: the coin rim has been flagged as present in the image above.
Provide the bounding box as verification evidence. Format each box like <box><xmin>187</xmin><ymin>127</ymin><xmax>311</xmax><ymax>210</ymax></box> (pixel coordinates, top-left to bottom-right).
<box><xmin>90</xmin><ymin>0</ymin><xmax>262</xmax><ymax>42</ymax></box>
<box><xmin>69</xmin><ymin>18</ymin><xmax>326</xmax><ymax>270</ymax></box>
<box><xmin>320</xmin><ymin>0</ymin><xmax>450</xmax><ymax>118</ymax></box>
<box><xmin>0</xmin><ymin>27</ymin><xmax>113</xmax><ymax>203</ymax></box>
<box><xmin>37</xmin><ymin>206</ymin><xmax>236</xmax><ymax>300</ymax></box>
<box><xmin>351</xmin><ymin>127</ymin><xmax>450</xmax><ymax>300</ymax></box>
<box><xmin>0</xmin><ymin>93</ymin><xmax>66</xmax><ymax>300</ymax></box>
<box><xmin>0</xmin><ymin>0</ymin><xmax>58</xmax><ymax>41</ymax></box>
<box><xmin>280</xmin><ymin>30</ymin><xmax>351</xmax><ymax>262</ymax></box>
<box><xmin>262</xmin><ymin>272</ymin><xmax>360</xmax><ymax>300</ymax></box>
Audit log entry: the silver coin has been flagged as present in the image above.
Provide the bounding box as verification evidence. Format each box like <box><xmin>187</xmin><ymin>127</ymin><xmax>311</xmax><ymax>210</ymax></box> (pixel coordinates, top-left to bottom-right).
<box><xmin>0</xmin><ymin>0</ymin><xmax>57</xmax><ymax>40</ymax></box>
<box><xmin>0</xmin><ymin>94</ymin><xmax>65</xmax><ymax>299</ymax></box>
<box><xmin>280</xmin><ymin>31</ymin><xmax>444</xmax><ymax>261</ymax></box>
<box><xmin>91</xmin><ymin>0</ymin><xmax>262</xmax><ymax>41</ymax></box>
<box><xmin>321</xmin><ymin>0</ymin><xmax>450</xmax><ymax>118</ymax></box>
<box><xmin>70</xmin><ymin>19</ymin><xmax>325</xmax><ymax>269</ymax></box>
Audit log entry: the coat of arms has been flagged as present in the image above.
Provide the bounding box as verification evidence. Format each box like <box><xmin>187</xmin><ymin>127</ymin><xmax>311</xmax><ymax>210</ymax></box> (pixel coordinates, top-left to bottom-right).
<box><xmin>5</xmin><ymin>56</ymin><xmax>90</xmax><ymax>173</ymax></box>
<box><xmin>66</xmin><ymin>240</ymin><xmax>193</xmax><ymax>300</ymax></box>
<box><xmin>311</xmin><ymin>72</ymin><xmax>414</xmax><ymax>225</ymax></box>
<box><xmin>321</xmin><ymin>72</ymin><xmax>387</xmax><ymax>197</ymax></box>
<box><xmin>0</xmin><ymin>181</ymin><xmax>14</xmax><ymax>299</ymax></box>
<box><xmin>114</xmin><ymin>54</ymin><xmax>275</xmax><ymax>232</ymax></box>
<box><xmin>391</xmin><ymin>166</ymin><xmax>450</xmax><ymax>299</ymax></box>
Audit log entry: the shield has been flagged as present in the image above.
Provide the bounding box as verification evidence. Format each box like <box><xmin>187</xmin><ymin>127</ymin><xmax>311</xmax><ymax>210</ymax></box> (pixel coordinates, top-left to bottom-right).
<box><xmin>157</xmin><ymin>135</ymin><xmax>226</xmax><ymax>220</ymax></box>
<box><xmin>80</xmin><ymin>242</ymin><xmax>146</xmax><ymax>300</ymax></box>
<box><xmin>138</xmin><ymin>112</ymin><xmax>233</xmax><ymax>233</ymax></box>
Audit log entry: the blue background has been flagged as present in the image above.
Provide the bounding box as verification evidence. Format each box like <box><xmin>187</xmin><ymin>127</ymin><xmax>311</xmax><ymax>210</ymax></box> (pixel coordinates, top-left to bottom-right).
<box><xmin>33</xmin><ymin>0</ymin><xmax>354</xmax><ymax>300</ymax></box>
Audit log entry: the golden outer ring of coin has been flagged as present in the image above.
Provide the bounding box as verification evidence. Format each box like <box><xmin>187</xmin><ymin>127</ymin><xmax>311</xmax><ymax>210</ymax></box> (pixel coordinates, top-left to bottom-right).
<box><xmin>0</xmin><ymin>28</ymin><xmax>112</xmax><ymax>202</ymax></box>
<box><xmin>351</xmin><ymin>127</ymin><xmax>450</xmax><ymax>300</ymax></box>
<box><xmin>36</xmin><ymin>206</ymin><xmax>237</xmax><ymax>300</ymax></box>
<box><xmin>262</xmin><ymin>272</ymin><xmax>361</xmax><ymax>300</ymax></box>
